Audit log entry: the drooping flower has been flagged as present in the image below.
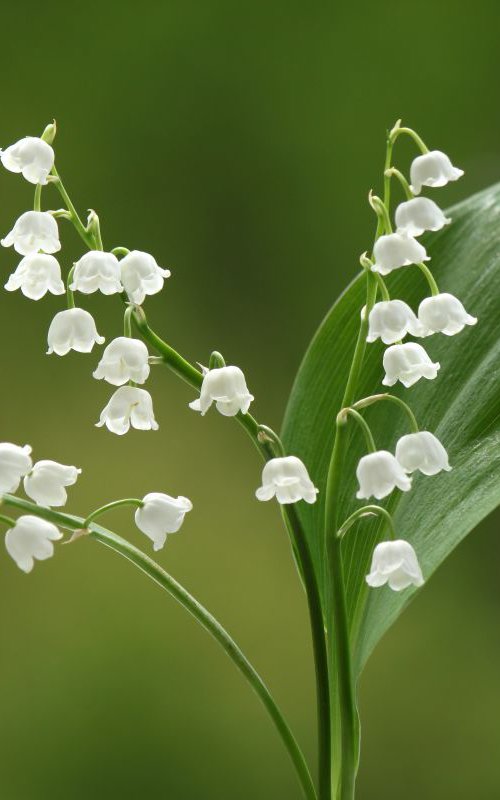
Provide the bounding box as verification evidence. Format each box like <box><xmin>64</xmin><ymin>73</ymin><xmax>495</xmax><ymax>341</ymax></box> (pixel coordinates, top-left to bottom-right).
<box><xmin>47</xmin><ymin>308</ymin><xmax>105</xmax><ymax>355</ymax></box>
<box><xmin>189</xmin><ymin>366</ymin><xmax>254</xmax><ymax>417</ymax></box>
<box><xmin>93</xmin><ymin>337</ymin><xmax>150</xmax><ymax>386</ymax></box>
<box><xmin>410</xmin><ymin>150</ymin><xmax>464</xmax><ymax>195</ymax></box>
<box><xmin>418</xmin><ymin>293</ymin><xmax>477</xmax><ymax>336</ymax></box>
<box><xmin>5</xmin><ymin>253</ymin><xmax>65</xmax><ymax>300</ymax></box>
<box><xmin>356</xmin><ymin>451</ymin><xmax>412</xmax><ymax>500</ymax></box>
<box><xmin>366</xmin><ymin>540</ymin><xmax>424</xmax><ymax>591</ymax></box>
<box><xmin>395</xmin><ymin>431</ymin><xmax>451</xmax><ymax>476</ymax></box>
<box><xmin>366</xmin><ymin>300</ymin><xmax>424</xmax><ymax>345</ymax></box>
<box><xmin>69</xmin><ymin>250</ymin><xmax>122</xmax><ymax>295</ymax></box>
<box><xmin>0</xmin><ymin>443</ymin><xmax>33</xmax><ymax>493</ymax></box>
<box><xmin>24</xmin><ymin>460</ymin><xmax>82</xmax><ymax>507</ymax></box>
<box><xmin>255</xmin><ymin>456</ymin><xmax>318</xmax><ymax>504</ymax></box>
<box><xmin>0</xmin><ymin>136</ymin><xmax>55</xmax><ymax>185</ymax></box>
<box><xmin>395</xmin><ymin>197</ymin><xmax>451</xmax><ymax>237</ymax></box>
<box><xmin>5</xmin><ymin>515</ymin><xmax>62</xmax><ymax>573</ymax></box>
<box><xmin>135</xmin><ymin>493</ymin><xmax>193</xmax><ymax>551</ymax></box>
<box><xmin>382</xmin><ymin>343</ymin><xmax>440</xmax><ymax>388</ymax></box>
<box><xmin>119</xmin><ymin>250</ymin><xmax>171</xmax><ymax>304</ymax></box>
<box><xmin>1</xmin><ymin>211</ymin><xmax>60</xmax><ymax>256</ymax></box>
<box><xmin>371</xmin><ymin>232</ymin><xmax>429</xmax><ymax>275</ymax></box>
<box><xmin>96</xmin><ymin>386</ymin><xmax>159</xmax><ymax>435</ymax></box>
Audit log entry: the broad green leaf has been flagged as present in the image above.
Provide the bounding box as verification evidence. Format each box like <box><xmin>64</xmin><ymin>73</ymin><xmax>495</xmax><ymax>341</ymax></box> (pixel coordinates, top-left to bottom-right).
<box><xmin>281</xmin><ymin>182</ymin><xmax>500</xmax><ymax>676</ymax></box>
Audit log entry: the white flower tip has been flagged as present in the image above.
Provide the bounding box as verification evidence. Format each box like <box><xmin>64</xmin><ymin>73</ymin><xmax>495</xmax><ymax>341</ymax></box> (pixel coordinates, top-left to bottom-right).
<box><xmin>188</xmin><ymin>399</ymin><xmax>202</xmax><ymax>412</ymax></box>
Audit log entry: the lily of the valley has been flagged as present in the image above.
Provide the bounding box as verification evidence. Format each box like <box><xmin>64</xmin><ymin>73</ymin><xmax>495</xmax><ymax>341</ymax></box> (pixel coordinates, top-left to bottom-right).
<box><xmin>189</xmin><ymin>366</ymin><xmax>254</xmax><ymax>417</ymax></box>
<box><xmin>410</xmin><ymin>150</ymin><xmax>464</xmax><ymax>195</ymax></box>
<box><xmin>418</xmin><ymin>293</ymin><xmax>477</xmax><ymax>336</ymax></box>
<box><xmin>47</xmin><ymin>308</ymin><xmax>105</xmax><ymax>355</ymax></box>
<box><xmin>119</xmin><ymin>250</ymin><xmax>171</xmax><ymax>304</ymax></box>
<box><xmin>135</xmin><ymin>493</ymin><xmax>193</xmax><ymax>551</ymax></box>
<box><xmin>24</xmin><ymin>460</ymin><xmax>81</xmax><ymax>507</ymax></box>
<box><xmin>367</xmin><ymin>300</ymin><xmax>424</xmax><ymax>345</ymax></box>
<box><xmin>70</xmin><ymin>251</ymin><xmax>123</xmax><ymax>295</ymax></box>
<box><xmin>5</xmin><ymin>515</ymin><xmax>62</xmax><ymax>573</ymax></box>
<box><xmin>0</xmin><ymin>443</ymin><xmax>33</xmax><ymax>493</ymax></box>
<box><xmin>1</xmin><ymin>136</ymin><xmax>55</xmax><ymax>185</ymax></box>
<box><xmin>371</xmin><ymin>232</ymin><xmax>429</xmax><ymax>275</ymax></box>
<box><xmin>366</xmin><ymin>539</ymin><xmax>424</xmax><ymax>591</ymax></box>
<box><xmin>256</xmin><ymin>456</ymin><xmax>318</xmax><ymax>504</ymax></box>
<box><xmin>97</xmin><ymin>386</ymin><xmax>159</xmax><ymax>435</ymax></box>
<box><xmin>1</xmin><ymin>211</ymin><xmax>60</xmax><ymax>256</ymax></box>
<box><xmin>93</xmin><ymin>337</ymin><xmax>150</xmax><ymax>385</ymax></box>
<box><xmin>383</xmin><ymin>342</ymin><xmax>440</xmax><ymax>388</ymax></box>
<box><xmin>395</xmin><ymin>197</ymin><xmax>451</xmax><ymax>237</ymax></box>
<box><xmin>5</xmin><ymin>253</ymin><xmax>65</xmax><ymax>300</ymax></box>
<box><xmin>356</xmin><ymin>451</ymin><xmax>412</xmax><ymax>500</ymax></box>
<box><xmin>396</xmin><ymin>431</ymin><xmax>451</xmax><ymax>476</ymax></box>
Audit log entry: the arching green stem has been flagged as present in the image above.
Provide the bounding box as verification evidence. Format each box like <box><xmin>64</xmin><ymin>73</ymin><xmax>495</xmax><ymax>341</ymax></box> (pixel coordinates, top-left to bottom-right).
<box><xmin>351</xmin><ymin>394</ymin><xmax>419</xmax><ymax>433</ymax></box>
<box><xmin>417</xmin><ymin>262</ymin><xmax>440</xmax><ymax>296</ymax></box>
<box><xmin>338</xmin><ymin>408</ymin><xmax>377</xmax><ymax>453</ymax></box>
<box><xmin>337</xmin><ymin>505</ymin><xmax>396</xmax><ymax>541</ymax></box>
<box><xmin>83</xmin><ymin>498</ymin><xmax>144</xmax><ymax>528</ymax></box>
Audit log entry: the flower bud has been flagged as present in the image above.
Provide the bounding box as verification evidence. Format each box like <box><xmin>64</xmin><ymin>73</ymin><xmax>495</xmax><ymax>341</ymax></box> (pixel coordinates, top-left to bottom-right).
<box><xmin>93</xmin><ymin>337</ymin><xmax>150</xmax><ymax>386</ymax></box>
<box><xmin>0</xmin><ymin>137</ymin><xmax>55</xmax><ymax>185</ymax></box>
<box><xmin>382</xmin><ymin>343</ymin><xmax>440</xmax><ymax>388</ymax></box>
<box><xmin>395</xmin><ymin>431</ymin><xmax>451</xmax><ymax>476</ymax></box>
<box><xmin>135</xmin><ymin>493</ymin><xmax>193</xmax><ymax>551</ymax></box>
<box><xmin>256</xmin><ymin>456</ymin><xmax>318</xmax><ymax>504</ymax></box>
<box><xmin>410</xmin><ymin>150</ymin><xmax>464</xmax><ymax>195</ymax></box>
<box><xmin>371</xmin><ymin>232</ymin><xmax>429</xmax><ymax>275</ymax></box>
<box><xmin>96</xmin><ymin>386</ymin><xmax>159</xmax><ymax>435</ymax></box>
<box><xmin>5</xmin><ymin>254</ymin><xmax>65</xmax><ymax>300</ymax></box>
<box><xmin>395</xmin><ymin>197</ymin><xmax>451</xmax><ymax>237</ymax></box>
<box><xmin>418</xmin><ymin>293</ymin><xmax>477</xmax><ymax>336</ymax></box>
<box><xmin>5</xmin><ymin>515</ymin><xmax>62</xmax><ymax>573</ymax></box>
<box><xmin>0</xmin><ymin>443</ymin><xmax>33</xmax><ymax>493</ymax></box>
<box><xmin>1</xmin><ymin>211</ymin><xmax>60</xmax><ymax>256</ymax></box>
<box><xmin>189</xmin><ymin>365</ymin><xmax>254</xmax><ymax>417</ymax></box>
<box><xmin>41</xmin><ymin>121</ymin><xmax>57</xmax><ymax>145</ymax></box>
<box><xmin>24</xmin><ymin>460</ymin><xmax>82</xmax><ymax>507</ymax></box>
<box><xmin>366</xmin><ymin>540</ymin><xmax>424</xmax><ymax>591</ymax></box>
<box><xmin>366</xmin><ymin>300</ymin><xmax>424</xmax><ymax>345</ymax></box>
<box><xmin>120</xmin><ymin>250</ymin><xmax>171</xmax><ymax>304</ymax></box>
<box><xmin>70</xmin><ymin>251</ymin><xmax>122</xmax><ymax>295</ymax></box>
<box><xmin>356</xmin><ymin>451</ymin><xmax>412</xmax><ymax>500</ymax></box>
<box><xmin>47</xmin><ymin>308</ymin><xmax>105</xmax><ymax>356</ymax></box>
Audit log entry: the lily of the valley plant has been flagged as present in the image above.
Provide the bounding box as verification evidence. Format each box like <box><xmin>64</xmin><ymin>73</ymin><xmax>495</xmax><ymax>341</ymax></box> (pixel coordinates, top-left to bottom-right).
<box><xmin>1</xmin><ymin>120</ymin><xmax>490</xmax><ymax>800</ymax></box>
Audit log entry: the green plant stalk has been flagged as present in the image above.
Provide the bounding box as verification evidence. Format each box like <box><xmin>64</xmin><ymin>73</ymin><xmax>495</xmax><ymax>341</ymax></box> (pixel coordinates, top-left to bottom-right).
<box><xmin>0</xmin><ymin>492</ymin><xmax>317</xmax><ymax>800</ymax></box>
<box><xmin>323</xmin><ymin>133</ymin><xmax>393</xmax><ymax>800</ymax></box>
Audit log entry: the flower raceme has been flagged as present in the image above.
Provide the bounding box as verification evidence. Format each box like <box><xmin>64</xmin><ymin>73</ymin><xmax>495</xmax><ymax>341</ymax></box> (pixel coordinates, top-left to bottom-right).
<box><xmin>1</xmin><ymin>211</ymin><xmax>60</xmax><ymax>256</ymax></box>
<box><xmin>0</xmin><ymin>136</ymin><xmax>55</xmax><ymax>185</ymax></box>
<box><xmin>0</xmin><ymin>443</ymin><xmax>33</xmax><ymax>493</ymax></box>
<box><xmin>5</xmin><ymin>516</ymin><xmax>62</xmax><ymax>574</ymax></box>
<box><xmin>70</xmin><ymin>251</ymin><xmax>123</xmax><ymax>295</ymax></box>
<box><xmin>97</xmin><ymin>386</ymin><xmax>159</xmax><ymax>435</ymax></box>
<box><xmin>47</xmin><ymin>308</ymin><xmax>105</xmax><ymax>355</ymax></box>
<box><xmin>189</xmin><ymin>365</ymin><xmax>254</xmax><ymax>417</ymax></box>
<box><xmin>135</xmin><ymin>493</ymin><xmax>193</xmax><ymax>551</ymax></box>
<box><xmin>256</xmin><ymin>456</ymin><xmax>319</xmax><ymax>505</ymax></box>
<box><xmin>356</xmin><ymin>451</ymin><xmax>412</xmax><ymax>500</ymax></box>
<box><xmin>93</xmin><ymin>337</ymin><xmax>150</xmax><ymax>386</ymax></box>
<box><xmin>410</xmin><ymin>150</ymin><xmax>464</xmax><ymax>195</ymax></box>
<box><xmin>366</xmin><ymin>540</ymin><xmax>424</xmax><ymax>592</ymax></box>
<box><xmin>24</xmin><ymin>460</ymin><xmax>82</xmax><ymax>507</ymax></box>
<box><xmin>382</xmin><ymin>342</ymin><xmax>440</xmax><ymax>388</ymax></box>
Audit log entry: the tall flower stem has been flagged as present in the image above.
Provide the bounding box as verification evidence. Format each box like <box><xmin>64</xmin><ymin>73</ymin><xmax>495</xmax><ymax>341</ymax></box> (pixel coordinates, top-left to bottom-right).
<box><xmin>1</xmin><ymin>492</ymin><xmax>317</xmax><ymax>800</ymax></box>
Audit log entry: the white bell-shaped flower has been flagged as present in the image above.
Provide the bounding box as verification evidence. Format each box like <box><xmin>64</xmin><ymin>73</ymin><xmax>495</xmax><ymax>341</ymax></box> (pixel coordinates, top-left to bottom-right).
<box><xmin>418</xmin><ymin>293</ymin><xmax>477</xmax><ymax>336</ymax></box>
<box><xmin>135</xmin><ymin>493</ymin><xmax>193</xmax><ymax>551</ymax></box>
<box><xmin>5</xmin><ymin>515</ymin><xmax>62</xmax><ymax>573</ymax></box>
<box><xmin>96</xmin><ymin>386</ymin><xmax>159</xmax><ymax>435</ymax></box>
<box><xmin>120</xmin><ymin>250</ymin><xmax>171</xmax><ymax>304</ymax></box>
<box><xmin>93</xmin><ymin>337</ymin><xmax>150</xmax><ymax>386</ymax></box>
<box><xmin>70</xmin><ymin>251</ymin><xmax>123</xmax><ymax>295</ymax></box>
<box><xmin>189</xmin><ymin>366</ymin><xmax>254</xmax><ymax>417</ymax></box>
<box><xmin>366</xmin><ymin>540</ymin><xmax>424</xmax><ymax>591</ymax></box>
<box><xmin>382</xmin><ymin>343</ymin><xmax>440</xmax><ymax>388</ymax></box>
<box><xmin>371</xmin><ymin>232</ymin><xmax>429</xmax><ymax>275</ymax></box>
<box><xmin>24</xmin><ymin>460</ymin><xmax>82</xmax><ymax>507</ymax></box>
<box><xmin>1</xmin><ymin>136</ymin><xmax>55</xmax><ymax>185</ymax></box>
<box><xmin>395</xmin><ymin>431</ymin><xmax>451</xmax><ymax>476</ymax></box>
<box><xmin>356</xmin><ymin>450</ymin><xmax>412</xmax><ymax>500</ymax></box>
<box><xmin>366</xmin><ymin>300</ymin><xmax>424</xmax><ymax>345</ymax></box>
<box><xmin>410</xmin><ymin>150</ymin><xmax>464</xmax><ymax>195</ymax></box>
<box><xmin>47</xmin><ymin>308</ymin><xmax>105</xmax><ymax>356</ymax></box>
<box><xmin>5</xmin><ymin>253</ymin><xmax>65</xmax><ymax>300</ymax></box>
<box><xmin>0</xmin><ymin>443</ymin><xmax>33</xmax><ymax>493</ymax></box>
<box><xmin>256</xmin><ymin>456</ymin><xmax>318</xmax><ymax>504</ymax></box>
<box><xmin>1</xmin><ymin>211</ymin><xmax>60</xmax><ymax>256</ymax></box>
<box><xmin>395</xmin><ymin>197</ymin><xmax>451</xmax><ymax>237</ymax></box>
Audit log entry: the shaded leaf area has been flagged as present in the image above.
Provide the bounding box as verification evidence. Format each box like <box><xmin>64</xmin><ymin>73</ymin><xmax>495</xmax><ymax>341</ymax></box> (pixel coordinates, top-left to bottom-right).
<box><xmin>282</xmin><ymin>182</ymin><xmax>500</xmax><ymax>675</ymax></box>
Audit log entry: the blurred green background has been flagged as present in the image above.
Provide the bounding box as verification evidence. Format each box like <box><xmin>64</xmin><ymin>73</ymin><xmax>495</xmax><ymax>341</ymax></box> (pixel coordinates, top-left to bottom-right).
<box><xmin>1</xmin><ymin>1</ymin><xmax>499</xmax><ymax>797</ymax></box>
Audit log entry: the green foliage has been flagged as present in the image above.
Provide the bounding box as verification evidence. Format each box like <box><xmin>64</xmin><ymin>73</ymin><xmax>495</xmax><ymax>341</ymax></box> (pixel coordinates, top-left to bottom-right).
<box><xmin>282</xmin><ymin>183</ymin><xmax>500</xmax><ymax>675</ymax></box>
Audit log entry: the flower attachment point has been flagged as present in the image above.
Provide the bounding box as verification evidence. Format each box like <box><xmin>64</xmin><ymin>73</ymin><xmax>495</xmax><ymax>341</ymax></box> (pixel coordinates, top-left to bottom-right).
<box><xmin>119</xmin><ymin>250</ymin><xmax>171</xmax><ymax>304</ymax></box>
<box><xmin>366</xmin><ymin>539</ymin><xmax>424</xmax><ymax>591</ymax></box>
<box><xmin>24</xmin><ymin>460</ymin><xmax>82</xmax><ymax>507</ymax></box>
<box><xmin>70</xmin><ymin>251</ymin><xmax>123</xmax><ymax>295</ymax></box>
<box><xmin>5</xmin><ymin>254</ymin><xmax>65</xmax><ymax>300</ymax></box>
<box><xmin>0</xmin><ymin>136</ymin><xmax>55</xmax><ymax>185</ymax></box>
<box><xmin>382</xmin><ymin>343</ymin><xmax>440</xmax><ymax>388</ymax></box>
<box><xmin>0</xmin><ymin>443</ymin><xmax>33</xmax><ymax>493</ymax></box>
<box><xmin>356</xmin><ymin>451</ymin><xmax>412</xmax><ymax>500</ymax></box>
<box><xmin>417</xmin><ymin>293</ymin><xmax>477</xmax><ymax>336</ymax></box>
<box><xmin>96</xmin><ymin>386</ymin><xmax>159</xmax><ymax>435</ymax></box>
<box><xmin>395</xmin><ymin>431</ymin><xmax>451</xmax><ymax>476</ymax></box>
<box><xmin>135</xmin><ymin>493</ymin><xmax>193</xmax><ymax>551</ymax></box>
<box><xmin>93</xmin><ymin>337</ymin><xmax>150</xmax><ymax>386</ymax></box>
<box><xmin>47</xmin><ymin>308</ymin><xmax>105</xmax><ymax>356</ymax></box>
<box><xmin>367</xmin><ymin>300</ymin><xmax>425</xmax><ymax>345</ymax></box>
<box><xmin>256</xmin><ymin>456</ymin><xmax>318</xmax><ymax>505</ymax></box>
<box><xmin>410</xmin><ymin>150</ymin><xmax>464</xmax><ymax>195</ymax></box>
<box><xmin>371</xmin><ymin>233</ymin><xmax>428</xmax><ymax>275</ymax></box>
<box><xmin>395</xmin><ymin>197</ymin><xmax>451</xmax><ymax>237</ymax></box>
<box><xmin>189</xmin><ymin>365</ymin><xmax>254</xmax><ymax>417</ymax></box>
<box><xmin>5</xmin><ymin>515</ymin><xmax>63</xmax><ymax>573</ymax></box>
<box><xmin>1</xmin><ymin>211</ymin><xmax>60</xmax><ymax>255</ymax></box>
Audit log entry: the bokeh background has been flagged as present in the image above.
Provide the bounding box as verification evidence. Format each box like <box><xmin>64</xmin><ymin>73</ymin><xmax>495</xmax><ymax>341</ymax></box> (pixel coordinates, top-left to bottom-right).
<box><xmin>1</xmin><ymin>1</ymin><xmax>499</xmax><ymax>798</ymax></box>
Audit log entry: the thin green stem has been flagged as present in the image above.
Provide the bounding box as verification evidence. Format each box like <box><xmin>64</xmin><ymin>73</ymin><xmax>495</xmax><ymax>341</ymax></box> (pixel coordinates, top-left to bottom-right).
<box><xmin>50</xmin><ymin>166</ymin><xmax>95</xmax><ymax>249</ymax></box>
<box><xmin>66</xmin><ymin>265</ymin><xmax>76</xmax><ymax>309</ymax></box>
<box><xmin>0</xmin><ymin>493</ymin><xmax>316</xmax><ymax>800</ymax></box>
<box><xmin>83</xmin><ymin>498</ymin><xmax>143</xmax><ymax>528</ymax></box>
<box><xmin>369</xmin><ymin>194</ymin><xmax>392</xmax><ymax>234</ymax></box>
<box><xmin>337</xmin><ymin>505</ymin><xmax>396</xmax><ymax>541</ymax></box>
<box><xmin>34</xmin><ymin>184</ymin><xmax>42</xmax><ymax>212</ymax></box>
<box><xmin>374</xmin><ymin>274</ymin><xmax>390</xmax><ymax>301</ymax></box>
<box><xmin>351</xmin><ymin>393</ymin><xmax>419</xmax><ymax>433</ymax></box>
<box><xmin>384</xmin><ymin>168</ymin><xmax>413</xmax><ymax>200</ymax></box>
<box><xmin>257</xmin><ymin>425</ymin><xmax>286</xmax><ymax>458</ymax></box>
<box><xmin>124</xmin><ymin>305</ymin><xmax>134</xmax><ymax>338</ymax></box>
<box><xmin>341</xmin><ymin>409</ymin><xmax>376</xmax><ymax>453</ymax></box>
<box><xmin>417</xmin><ymin>262</ymin><xmax>440</xmax><ymax>296</ymax></box>
<box><xmin>0</xmin><ymin>514</ymin><xmax>15</xmax><ymax>528</ymax></box>
<box><xmin>390</xmin><ymin>126</ymin><xmax>429</xmax><ymax>153</ymax></box>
